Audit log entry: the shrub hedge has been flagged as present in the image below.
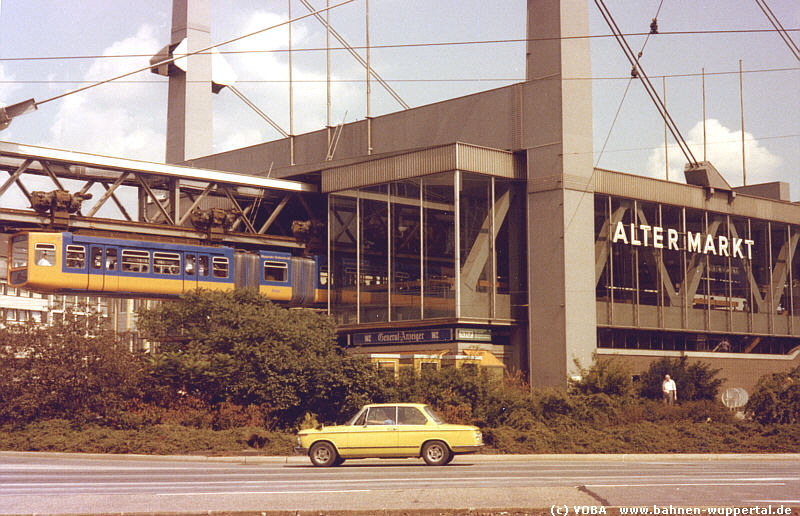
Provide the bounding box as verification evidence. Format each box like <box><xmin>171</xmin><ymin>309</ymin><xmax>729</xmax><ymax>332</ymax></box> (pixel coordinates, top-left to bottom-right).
<box><xmin>0</xmin><ymin>293</ymin><xmax>797</xmax><ymax>456</ymax></box>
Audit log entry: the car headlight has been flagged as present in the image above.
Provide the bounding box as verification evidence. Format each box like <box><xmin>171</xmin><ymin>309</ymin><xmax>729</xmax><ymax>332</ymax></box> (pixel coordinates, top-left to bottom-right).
<box><xmin>475</xmin><ymin>430</ymin><xmax>483</xmax><ymax>445</ymax></box>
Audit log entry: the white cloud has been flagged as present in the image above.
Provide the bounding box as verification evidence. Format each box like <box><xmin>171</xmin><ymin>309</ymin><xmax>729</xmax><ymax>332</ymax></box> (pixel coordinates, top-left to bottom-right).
<box><xmin>0</xmin><ymin>63</ymin><xmax>22</xmax><ymax>106</ymax></box>
<box><xmin>213</xmin><ymin>7</ymin><xmax>366</xmax><ymax>150</ymax></box>
<box><xmin>43</xmin><ymin>25</ymin><xmax>166</xmax><ymax>161</ymax></box>
<box><xmin>646</xmin><ymin>119</ymin><xmax>782</xmax><ymax>187</ymax></box>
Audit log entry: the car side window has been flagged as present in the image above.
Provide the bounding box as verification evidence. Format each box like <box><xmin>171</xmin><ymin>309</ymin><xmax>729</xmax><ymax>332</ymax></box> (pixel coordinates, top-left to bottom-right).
<box><xmin>398</xmin><ymin>406</ymin><xmax>428</xmax><ymax>425</ymax></box>
<box><xmin>366</xmin><ymin>407</ymin><xmax>395</xmax><ymax>425</ymax></box>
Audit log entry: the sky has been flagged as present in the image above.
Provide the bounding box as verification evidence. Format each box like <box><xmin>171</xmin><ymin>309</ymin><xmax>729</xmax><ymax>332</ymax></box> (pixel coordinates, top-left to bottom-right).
<box><xmin>1</xmin><ymin>0</ymin><xmax>798</xmax><ymax>200</ymax></box>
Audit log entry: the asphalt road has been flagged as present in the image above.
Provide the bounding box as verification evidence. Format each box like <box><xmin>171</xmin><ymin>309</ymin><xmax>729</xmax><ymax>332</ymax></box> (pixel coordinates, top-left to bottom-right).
<box><xmin>0</xmin><ymin>452</ymin><xmax>797</xmax><ymax>515</ymax></box>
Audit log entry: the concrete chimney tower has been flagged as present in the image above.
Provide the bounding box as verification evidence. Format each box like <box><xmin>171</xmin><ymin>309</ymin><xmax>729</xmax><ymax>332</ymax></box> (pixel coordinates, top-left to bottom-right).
<box><xmin>524</xmin><ymin>0</ymin><xmax>596</xmax><ymax>387</ymax></box>
<box><xmin>151</xmin><ymin>0</ymin><xmax>214</xmax><ymax>164</ymax></box>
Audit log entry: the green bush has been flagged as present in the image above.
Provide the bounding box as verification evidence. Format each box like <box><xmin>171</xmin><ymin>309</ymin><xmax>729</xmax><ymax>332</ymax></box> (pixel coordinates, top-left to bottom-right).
<box><xmin>745</xmin><ymin>365</ymin><xmax>800</xmax><ymax>424</ymax></box>
<box><xmin>0</xmin><ymin>306</ymin><xmax>145</xmax><ymax>427</ymax></box>
<box><xmin>137</xmin><ymin>289</ymin><xmax>384</xmax><ymax>428</ymax></box>
<box><xmin>637</xmin><ymin>356</ymin><xmax>723</xmax><ymax>401</ymax></box>
<box><xmin>0</xmin><ymin>420</ymin><xmax>295</xmax><ymax>456</ymax></box>
<box><xmin>571</xmin><ymin>355</ymin><xmax>635</xmax><ymax>397</ymax></box>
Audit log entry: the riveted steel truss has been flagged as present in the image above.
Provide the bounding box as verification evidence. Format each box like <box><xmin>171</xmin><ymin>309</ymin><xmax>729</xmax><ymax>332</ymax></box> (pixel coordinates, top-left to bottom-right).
<box><xmin>0</xmin><ymin>141</ymin><xmax>322</xmax><ymax>250</ymax></box>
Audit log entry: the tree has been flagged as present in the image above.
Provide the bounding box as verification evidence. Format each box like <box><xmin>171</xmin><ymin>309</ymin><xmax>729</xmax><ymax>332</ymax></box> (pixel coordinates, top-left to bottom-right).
<box><xmin>637</xmin><ymin>356</ymin><xmax>723</xmax><ymax>402</ymax></box>
<box><xmin>136</xmin><ymin>289</ymin><xmax>383</xmax><ymax>427</ymax></box>
<box><xmin>0</xmin><ymin>305</ymin><xmax>144</xmax><ymax>426</ymax></box>
<box><xmin>570</xmin><ymin>355</ymin><xmax>635</xmax><ymax>397</ymax></box>
<box><xmin>745</xmin><ymin>365</ymin><xmax>800</xmax><ymax>424</ymax></box>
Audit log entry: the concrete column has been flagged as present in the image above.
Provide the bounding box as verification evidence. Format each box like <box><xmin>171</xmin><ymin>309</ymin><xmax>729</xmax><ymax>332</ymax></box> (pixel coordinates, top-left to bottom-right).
<box><xmin>166</xmin><ymin>0</ymin><xmax>213</xmax><ymax>163</ymax></box>
<box><xmin>524</xmin><ymin>0</ymin><xmax>596</xmax><ymax>387</ymax></box>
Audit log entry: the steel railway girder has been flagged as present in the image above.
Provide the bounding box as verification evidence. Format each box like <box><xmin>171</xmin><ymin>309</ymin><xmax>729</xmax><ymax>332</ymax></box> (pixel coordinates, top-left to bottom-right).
<box><xmin>0</xmin><ymin>142</ymin><xmax>322</xmax><ymax>247</ymax></box>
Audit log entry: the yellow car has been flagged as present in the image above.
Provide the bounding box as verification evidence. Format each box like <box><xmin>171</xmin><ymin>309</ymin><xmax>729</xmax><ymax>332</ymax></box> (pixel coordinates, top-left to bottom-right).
<box><xmin>296</xmin><ymin>403</ymin><xmax>483</xmax><ymax>466</ymax></box>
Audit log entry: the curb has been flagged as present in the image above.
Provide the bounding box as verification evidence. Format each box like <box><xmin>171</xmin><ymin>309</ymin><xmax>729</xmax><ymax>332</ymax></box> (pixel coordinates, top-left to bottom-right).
<box><xmin>1</xmin><ymin>451</ymin><xmax>798</xmax><ymax>463</ymax></box>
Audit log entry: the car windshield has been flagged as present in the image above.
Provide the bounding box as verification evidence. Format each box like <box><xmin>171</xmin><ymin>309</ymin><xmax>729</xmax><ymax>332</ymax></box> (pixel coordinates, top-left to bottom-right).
<box><xmin>423</xmin><ymin>405</ymin><xmax>444</xmax><ymax>424</ymax></box>
<box><xmin>347</xmin><ymin>407</ymin><xmax>368</xmax><ymax>426</ymax></box>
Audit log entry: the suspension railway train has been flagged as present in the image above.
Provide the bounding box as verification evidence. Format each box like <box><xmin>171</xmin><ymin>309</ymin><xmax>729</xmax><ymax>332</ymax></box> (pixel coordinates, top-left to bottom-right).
<box><xmin>8</xmin><ymin>231</ymin><xmax>326</xmax><ymax>306</ymax></box>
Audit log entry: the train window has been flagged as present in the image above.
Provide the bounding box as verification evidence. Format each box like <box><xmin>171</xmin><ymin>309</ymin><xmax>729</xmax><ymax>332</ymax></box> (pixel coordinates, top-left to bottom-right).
<box><xmin>198</xmin><ymin>256</ymin><xmax>209</xmax><ymax>276</ymax></box>
<box><xmin>11</xmin><ymin>235</ymin><xmax>28</xmax><ymax>268</ymax></box>
<box><xmin>212</xmin><ymin>257</ymin><xmax>229</xmax><ymax>278</ymax></box>
<box><xmin>121</xmin><ymin>249</ymin><xmax>150</xmax><ymax>273</ymax></box>
<box><xmin>34</xmin><ymin>243</ymin><xmax>56</xmax><ymax>267</ymax></box>
<box><xmin>106</xmin><ymin>248</ymin><xmax>117</xmax><ymax>271</ymax></box>
<box><xmin>153</xmin><ymin>252</ymin><xmax>181</xmax><ymax>275</ymax></box>
<box><xmin>91</xmin><ymin>247</ymin><xmax>103</xmax><ymax>270</ymax></box>
<box><xmin>185</xmin><ymin>254</ymin><xmax>196</xmax><ymax>275</ymax></box>
<box><xmin>263</xmin><ymin>261</ymin><xmax>288</xmax><ymax>282</ymax></box>
<box><xmin>66</xmin><ymin>245</ymin><xmax>86</xmax><ymax>268</ymax></box>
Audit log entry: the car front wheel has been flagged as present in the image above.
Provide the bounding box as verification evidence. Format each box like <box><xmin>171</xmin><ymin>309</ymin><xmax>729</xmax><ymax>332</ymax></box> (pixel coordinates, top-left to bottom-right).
<box><xmin>309</xmin><ymin>442</ymin><xmax>339</xmax><ymax>467</ymax></box>
<box><xmin>421</xmin><ymin>440</ymin><xmax>451</xmax><ymax>466</ymax></box>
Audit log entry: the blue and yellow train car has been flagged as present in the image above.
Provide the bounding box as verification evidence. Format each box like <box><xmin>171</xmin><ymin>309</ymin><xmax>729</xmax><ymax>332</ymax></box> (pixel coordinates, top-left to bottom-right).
<box><xmin>8</xmin><ymin>231</ymin><xmax>326</xmax><ymax>306</ymax></box>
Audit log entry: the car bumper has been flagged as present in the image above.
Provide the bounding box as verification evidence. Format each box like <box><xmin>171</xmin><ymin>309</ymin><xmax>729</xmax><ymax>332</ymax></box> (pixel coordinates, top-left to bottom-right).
<box><xmin>293</xmin><ymin>446</ymin><xmax>308</xmax><ymax>455</ymax></box>
<box><xmin>450</xmin><ymin>445</ymin><xmax>483</xmax><ymax>454</ymax></box>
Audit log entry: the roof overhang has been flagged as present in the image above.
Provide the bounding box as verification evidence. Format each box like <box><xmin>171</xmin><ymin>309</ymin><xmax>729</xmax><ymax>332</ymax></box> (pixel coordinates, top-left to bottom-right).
<box><xmin>320</xmin><ymin>142</ymin><xmax>524</xmax><ymax>193</ymax></box>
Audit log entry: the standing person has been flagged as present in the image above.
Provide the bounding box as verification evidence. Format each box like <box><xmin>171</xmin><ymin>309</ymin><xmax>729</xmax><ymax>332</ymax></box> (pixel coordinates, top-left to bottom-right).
<box><xmin>662</xmin><ymin>374</ymin><xmax>677</xmax><ymax>405</ymax></box>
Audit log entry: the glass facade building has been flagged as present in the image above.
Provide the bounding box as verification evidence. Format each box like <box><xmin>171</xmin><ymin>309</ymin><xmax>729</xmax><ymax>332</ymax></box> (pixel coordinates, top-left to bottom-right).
<box><xmin>328</xmin><ymin>171</ymin><xmax>526</xmax><ymax>329</ymax></box>
<box><xmin>595</xmin><ymin>193</ymin><xmax>799</xmax><ymax>354</ymax></box>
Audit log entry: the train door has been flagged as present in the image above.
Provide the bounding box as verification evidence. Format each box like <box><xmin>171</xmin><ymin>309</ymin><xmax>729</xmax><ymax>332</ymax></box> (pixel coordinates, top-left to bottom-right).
<box><xmin>184</xmin><ymin>253</ymin><xmax>198</xmax><ymax>292</ymax></box>
<box><xmin>290</xmin><ymin>257</ymin><xmax>316</xmax><ymax>306</ymax></box>
<box><xmin>184</xmin><ymin>253</ymin><xmax>211</xmax><ymax>290</ymax></box>
<box><xmin>87</xmin><ymin>245</ymin><xmax>119</xmax><ymax>293</ymax></box>
<box><xmin>234</xmin><ymin>253</ymin><xmax>259</xmax><ymax>289</ymax></box>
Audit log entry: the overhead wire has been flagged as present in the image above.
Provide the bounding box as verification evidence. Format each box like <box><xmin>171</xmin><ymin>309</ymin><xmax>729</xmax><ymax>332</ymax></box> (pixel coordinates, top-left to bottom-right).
<box><xmin>2</xmin><ymin>29</ymin><xmax>799</xmax><ymax>63</ymax></box>
<box><xmin>3</xmin><ymin>65</ymin><xmax>797</xmax><ymax>85</ymax></box>
<box><xmin>594</xmin><ymin>0</ymin><xmax>665</xmax><ymax>168</ymax></box>
<box><xmin>753</xmin><ymin>0</ymin><xmax>800</xmax><ymax>61</ymax></box>
<box><xmin>594</xmin><ymin>0</ymin><xmax>699</xmax><ymax>167</ymax></box>
<box><xmin>33</xmin><ymin>0</ymin><xmax>358</xmax><ymax>107</ymax></box>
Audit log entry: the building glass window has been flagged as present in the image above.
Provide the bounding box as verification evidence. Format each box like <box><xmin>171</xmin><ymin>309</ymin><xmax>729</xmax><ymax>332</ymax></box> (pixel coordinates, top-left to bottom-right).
<box><xmin>459</xmin><ymin>172</ymin><xmax>492</xmax><ymax>319</ymax></box>
<box><xmin>594</xmin><ymin>194</ymin><xmax>799</xmax><ymax>354</ymax></box>
<box><xmin>422</xmin><ymin>172</ymin><xmax>456</xmax><ymax>319</ymax></box>
<box><xmin>750</xmin><ymin>220</ymin><xmax>771</xmax><ymax>317</ymax></box>
<box><xmin>494</xmin><ymin>179</ymin><xmax>523</xmax><ymax>320</ymax></box>
<box><xmin>730</xmin><ymin>216</ymin><xmax>751</xmax><ymax>313</ymax></box>
<box><xmin>661</xmin><ymin>204</ymin><xmax>683</xmax><ymax>309</ymax></box>
<box><xmin>359</xmin><ymin>185</ymin><xmax>389</xmax><ymax>323</ymax></box>
<box><xmin>609</xmin><ymin>197</ymin><xmax>635</xmax><ymax>304</ymax></box>
<box><xmin>772</xmin><ymin>224</ymin><xmax>792</xmax><ymax>317</ymax></box>
<box><xmin>705</xmin><ymin>214</ymin><xmax>735</xmax><ymax>309</ymax></box>
<box><xmin>791</xmin><ymin>226</ymin><xmax>800</xmax><ymax>316</ymax></box>
<box><xmin>331</xmin><ymin>193</ymin><xmax>358</xmax><ymax>324</ymax></box>
<box><xmin>391</xmin><ymin>180</ymin><xmax>422</xmax><ymax>321</ymax></box>
<box><xmin>595</xmin><ymin>195</ymin><xmax>612</xmax><ymax>302</ymax></box>
<box><xmin>636</xmin><ymin>201</ymin><xmax>659</xmax><ymax>307</ymax></box>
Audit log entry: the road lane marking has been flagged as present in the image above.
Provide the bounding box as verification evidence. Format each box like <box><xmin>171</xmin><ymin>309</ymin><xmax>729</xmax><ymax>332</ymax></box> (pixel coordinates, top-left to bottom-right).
<box><xmin>585</xmin><ymin>483</ymin><xmax>786</xmax><ymax>487</ymax></box>
<box><xmin>156</xmin><ymin>490</ymin><xmax>374</xmax><ymax>496</ymax></box>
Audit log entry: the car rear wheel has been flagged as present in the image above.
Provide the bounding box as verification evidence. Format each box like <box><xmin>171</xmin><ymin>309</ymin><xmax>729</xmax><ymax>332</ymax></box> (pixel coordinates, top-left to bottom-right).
<box><xmin>309</xmin><ymin>442</ymin><xmax>339</xmax><ymax>467</ymax></box>
<box><xmin>422</xmin><ymin>440</ymin><xmax>451</xmax><ymax>466</ymax></box>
